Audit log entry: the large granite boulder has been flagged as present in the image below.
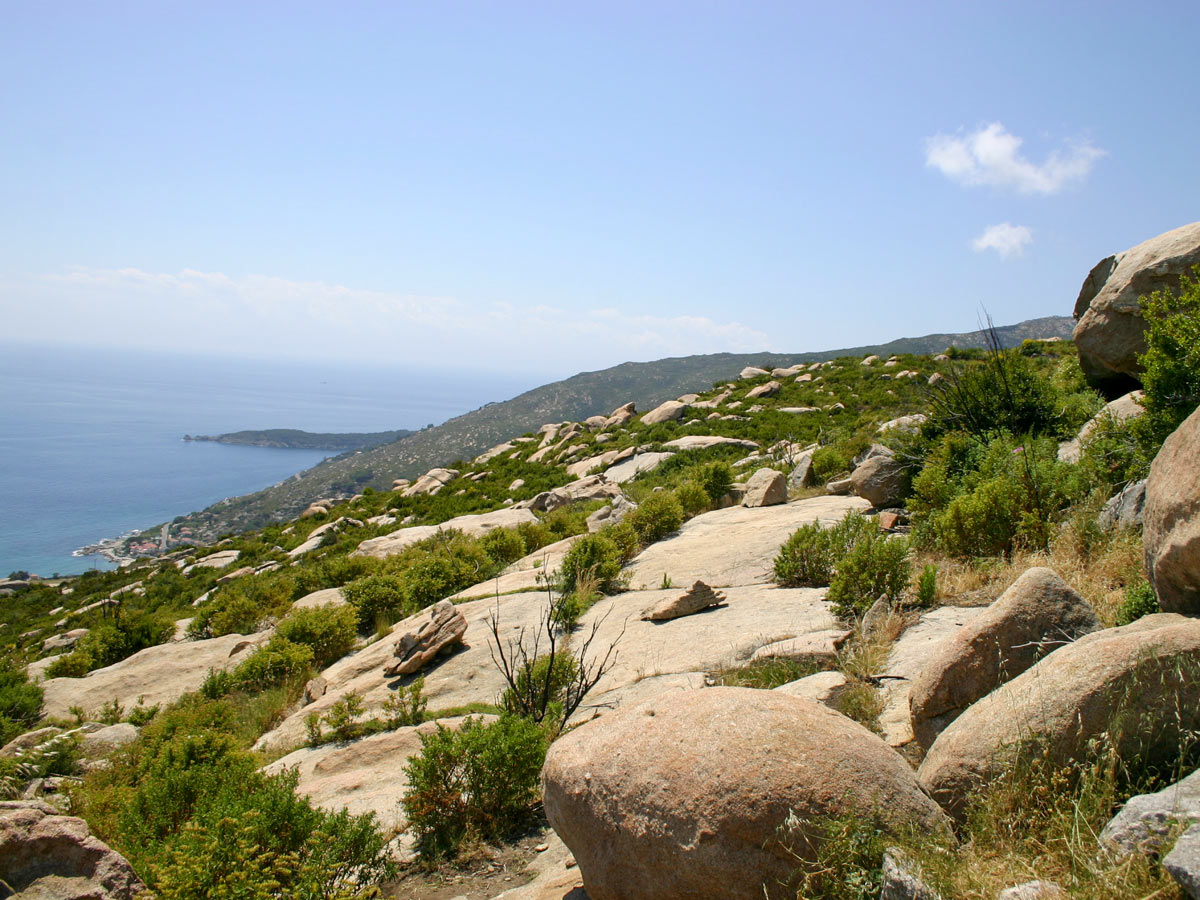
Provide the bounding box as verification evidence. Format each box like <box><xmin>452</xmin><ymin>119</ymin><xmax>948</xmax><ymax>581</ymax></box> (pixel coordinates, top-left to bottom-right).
<box><xmin>543</xmin><ymin>688</ymin><xmax>949</xmax><ymax>900</ymax></box>
<box><xmin>1057</xmin><ymin>390</ymin><xmax>1145</xmax><ymax>463</ymax></box>
<box><xmin>1073</xmin><ymin>221</ymin><xmax>1200</xmax><ymax>395</ymax></box>
<box><xmin>850</xmin><ymin>454</ymin><xmax>908</xmax><ymax>508</ymax></box>
<box><xmin>401</xmin><ymin>467</ymin><xmax>459</xmax><ymax>497</ymax></box>
<box><xmin>641</xmin><ymin>400</ymin><xmax>688</xmax><ymax>425</ymax></box>
<box><xmin>641</xmin><ymin>581</ymin><xmax>726</xmax><ymax>621</ymax></box>
<box><xmin>918</xmin><ymin>614</ymin><xmax>1200</xmax><ymax>818</ymax></box>
<box><xmin>1144</xmin><ymin>404</ymin><xmax>1200</xmax><ymax>614</ymax></box>
<box><xmin>0</xmin><ymin>799</ymin><xmax>145</xmax><ymax>899</ymax></box>
<box><xmin>352</xmin><ymin>507</ymin><xmax>538</xmax><ymax>559</ymax></box>
<box><xmin>908</xmin><ymin>568</ymin><xmax>1100</xmax><ymax>747</ymax></box>
<box><xmin>741</xmin><ymin>468</ymin><xmax>787</xmax><ymax>508</ymax></box>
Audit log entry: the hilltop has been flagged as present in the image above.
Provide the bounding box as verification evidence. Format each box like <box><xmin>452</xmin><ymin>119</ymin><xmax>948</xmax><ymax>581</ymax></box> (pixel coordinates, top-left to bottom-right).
<box><xmin>148</xmin><ymin>315</ymin><xmax>1072</xmax><ymax>544</ymax></box>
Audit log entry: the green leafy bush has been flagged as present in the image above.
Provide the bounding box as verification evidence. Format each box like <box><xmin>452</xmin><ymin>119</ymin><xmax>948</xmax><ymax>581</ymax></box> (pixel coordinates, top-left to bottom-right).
<box><xmin>915</xmin><ymin>564</ymin><xmax>938</xmax><ymax>608</ymax></box>
<box><xmin>626</xmin><ymin>491</ymin><xmax>684</xmax><ymax>545</ymax></box>
<box><xmin>774</xmin><ymin>512</ymin><xmax>875</xmax><ymax>587</ymax></box>
<box><xmin>1130</xmin><ymin>268</ymin><xmax>1200</xmax><ymax>460</ymax></box>
<box><xmin>188</xmin><ymin>592</ymin><xmax>265</xmax><ymax>639</ymax></box>
<box><xmin>559</xmin><ymin>533</ymin><xmax>624</xmax><ymax>595</ymax></box>
<box><xmin>72</xmin><ymin>696</ymin><xmax>394</xmax><ymax>896</ymax></box>
<box><xmin>675</xmin><ymin>480</ymin><xmax>710</xmax><ymax>517</ymax></box>
<box><xmin>1117</xmin><ymin>580</ymin><xmax>1160</xmax><ymax>626</ymax></box>
<box><xmin>47</xmin><ymin>615</ymin><xmax>174</xmax><ymax>678</ymax></box>
<box><xmin>826</xmin><ymin>533</ymin><xmax>911</xmax><ymax>618</ymax></box>
<box><xmin>811</xmin><ymin>447</ymin><xmax>850</xmax><ymax>483</ymax></box>
<box><xmin>342</xmin><ymin>574</ymin><xmax>408</xmax><ymax>632</ymax></box>
<box><xmin>501</xmin><ymin>653</ymin><xmax>578</xmax><ymax>725</ymax></box>
<box><xmin>275</xmin><ymin>604</ymin><xmax>358</xmax><ymax>669</ymax></box>
<box><xmin>697</xmin><ymin>461</ymin><xmax>734</xmax><ymax>504</ymax></box>
<box><xmin>480</xmin><ymin>527</ymin><xmax>527</xmax><ymax>567</ymax></box>
<box><xmin>202</xmin><ymin>637</ymin><xmax>314</xmax><ymax>698</ymax></box>
<box><xmin>401</xmin><ymin>715</ymin><xmax>548</xmax><ymax>859</ymax></box>
<box><xmin>382</xmin><ymin>676</ymin><xmax>427</xmax><ymax>728</ymax></box>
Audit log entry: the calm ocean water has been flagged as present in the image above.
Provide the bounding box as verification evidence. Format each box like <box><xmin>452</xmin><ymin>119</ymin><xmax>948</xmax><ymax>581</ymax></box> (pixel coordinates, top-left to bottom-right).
<box><xmin>0</xmin><ymin>342</ymin><xmax>538</xmax><ymax>577</ymax></box>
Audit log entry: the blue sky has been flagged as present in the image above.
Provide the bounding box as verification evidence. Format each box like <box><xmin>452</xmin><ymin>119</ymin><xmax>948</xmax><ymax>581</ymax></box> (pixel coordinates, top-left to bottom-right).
<box><xmin>2</xmin><ymin>1</ymin><xmax>1197</xmax><ymax>378</ymax></box>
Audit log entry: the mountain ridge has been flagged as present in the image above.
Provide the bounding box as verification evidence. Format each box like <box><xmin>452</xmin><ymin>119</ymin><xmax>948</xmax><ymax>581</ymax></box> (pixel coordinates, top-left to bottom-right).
<box><xmin>137</xmin><ymin>315</ymin><xmax>1073</xmax><ymax>544</ymax></box>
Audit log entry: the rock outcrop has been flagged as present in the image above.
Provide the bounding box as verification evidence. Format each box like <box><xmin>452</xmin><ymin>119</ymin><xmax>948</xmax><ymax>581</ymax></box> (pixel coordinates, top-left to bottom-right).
<box><xmin>850</xmin><ymin>454</ymin><xmax>908</xmax><ymax>508</ymax></box>
<box><xmin>352</xmin><ymin>507</ymin><xmax>538</xmax><ymax>559</ymax></box>
<box><xmin>1164</xmin><ymin>825</ymin><xmax>1200</xmax><ymax>899</ymax></box>
<box><xmin>1100</xmin><ymin>766</ymin><xmax>1200</xmax><ymax>858</ymax></box>
<box><xmin>641</xmin><ymin>400</ymin><xmax>688</xmax><ymax>425</ymax></box>
<box><xmin>1144</xmin><ymin>404</ymin><xmax>1200</xmax><ymax>614</ymax></box>
<box><xmin>1057</xmin><ymin>390</ymin><xmax>1144</xmax><ymax>463</ymax></box>
<box><xmin>382</xmin><ymin>600</ymin><xmax>468</xmax><ymax>677</ymax></box>
<box><xmin>917</xmin><ymin>614</ymin><xmax>1200</xmax><ymax>818</ymax></box>
<box><xmin>908</xmin><ymin>568</ymin><xmax>1100</xmax><ymax>747</ymax></box>
<box><xmin>1073</xmin><ymin>221</ymin><xmax>1200</xmax><ymax>394</ymax></box>
<box><xmin>0</xmin><ymin>799</ymin><xmax>145</xmax><ymax>899</ymax></box>
<box><xmin>543</xmin><ymin>688</ymin><xmax>949</xmax><ymax>900</ymax></box>
<box><xmin>40</xmin><ymin>631</ymin><xmax>269</xmax><ymax>720</ymax></box>
<box><xmin>641</xmin><ymin>581</ymin><xmax>727</xmax><ymax>621</ymax></box>
<box><xmin>741</xmin><ymin>467</ymin><xmax>787</xmax><ymax>508</ymax></box>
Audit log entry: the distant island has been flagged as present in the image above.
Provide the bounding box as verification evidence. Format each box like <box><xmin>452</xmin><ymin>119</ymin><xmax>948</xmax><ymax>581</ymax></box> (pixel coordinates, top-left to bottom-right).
<box><xmin>183</xmin><ymin>428</ymin><xmax>414</xmax><ymax>451</ymax></box>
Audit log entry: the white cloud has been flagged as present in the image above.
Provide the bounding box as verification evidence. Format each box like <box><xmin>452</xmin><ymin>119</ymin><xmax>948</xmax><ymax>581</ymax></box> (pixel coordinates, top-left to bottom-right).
<box><xmin>972</xmin><ymin>222</ymin><xmax>1033</xmax><ymax>258</ymax></box>
<box><xmin>25</xmin><ymin>266</ymin><xmax>774</xmax><ymax>371</ymax></box>
<box><xmin>926</xmin><ymin>123</ymin><xmax>1104</xmax><ymax>195</ymax></box>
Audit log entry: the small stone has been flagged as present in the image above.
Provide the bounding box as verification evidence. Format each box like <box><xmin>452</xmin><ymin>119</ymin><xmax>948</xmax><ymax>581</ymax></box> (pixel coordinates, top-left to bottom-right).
<box><xmin>997</xmin><ymin>881</ymin><xmax>1069</xmax><ymax>900</ymax></box>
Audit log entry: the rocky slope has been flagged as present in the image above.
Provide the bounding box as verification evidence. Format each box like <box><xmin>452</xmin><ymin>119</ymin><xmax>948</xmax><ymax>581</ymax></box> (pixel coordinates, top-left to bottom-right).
<box><xmin>149</xmin><ymin>316</ymin><xmax>1072</xmax><ymax>543</ymax></box>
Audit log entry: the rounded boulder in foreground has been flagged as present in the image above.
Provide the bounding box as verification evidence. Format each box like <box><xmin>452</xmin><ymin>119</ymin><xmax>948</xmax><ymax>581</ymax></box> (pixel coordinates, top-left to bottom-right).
<box><xmin>542</xmin><ymin>687</ymin><xmax>949</xmax><ymax>900</ymax></box>
<box><xmin>1144</xmin><ymin>403</ymin><xmax>1200</xmax><ymax>615</ymax></box>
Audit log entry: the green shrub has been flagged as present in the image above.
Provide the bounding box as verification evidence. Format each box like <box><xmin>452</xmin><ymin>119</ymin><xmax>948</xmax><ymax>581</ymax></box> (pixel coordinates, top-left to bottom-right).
<box><xmin>342</xmin><ymin>574</ymin><xmax>408</xmax><ymax>632</ymax></box>
<box><xmin>72</xmin><ymin>696</ymin><xmax>394</xmax><ymax>895</ymax></box>
<box><xmin>605</xmin><ymin>521</ymin><xmax>640</xmax><ymax>561</ymax></box>
<box><xmin>826</xmin><ymin>533</ymin><xmax>911</xmax><ymax>618</ymax></box>
<box><xmin>382</xmin><ymin>676</ymin><xmax>427</xmax><ymax>728</ymax></box>
<box><xmin>399</xmin><ymin>551</ymin><xmax>485</xmax><ymax>611</ymax></box>
<box><xmin>1117</xmin><ymin>580</ymin><xmax>1160</xmax><ymax>626</ymax></box>
<box><xmin>203</xmin><ymin>637</ymin><xmax>314</xmax><ymax>698</ymax></box>
<box><xmin>626</xmin><ymin>491</ymin><xmax>684</xmax><ymax>545</ymax></box>
<box><xmin>914</xmin><ymin>564</ymin><xmax>938</xmax><ymax>608</ymax></box>
<box><xmin>784</xmin><ymin>813</ymin><xmax>889</xmax><ymax>900</ymax></box>
<box><xmin>811</xmin><ymin>447</ymin><xmax>850</xmax><ymax>483</ymax></box>
<box><xmin>276</xmin><ymin>604</ymin><xmax>358</xmax><ymax>669</ymax></box>
<box><xmin>501</xmin><ymin>653</ymin><xmax>578</xmax><ymax>725</ymax></box>
<box><xmin>47</xmin><ymin>616</ymin><xmax>174</xmax><ymax>678</ymax></box>
<box><xmin>559</xmin><ymin>533</ymin><xmax>624</xmax><ymax>594</ymax></box>
<box><xmin>1130</xmin><ymin>268</ymin><xmax>1200</xmax><ymax>460</ymax></box>
<box><xmin>697</xmin><ymin>461</ymin><xmax>734</xmax><ymax>504</ymax></box>
<box><xmin>188</xmin><ymin>593</ymin><xmax>264</xmax><ymax>639</ymax></box>
<box><xmin>774</xmin><ymin>512</ymin><xmax>875</xmax><ymax>587</ymax></box>
<box><xmin>925</xmin><ymin>328</ymin><xmax>1072</xmax><ymax>440</ymax></box>
<box><xmin>481</xmin><ymin>527</ymin><xmax>527</xmax><ymax>567</ymax></box>
<box><xmin>401</xmin><ymin>715</ymin><xmax>548</xmax><ymax>859</ymax></box>
<box><xmin>675</xmin><ymin>480</ymin><xmax>710</xmax><ymax>517</ymax></box>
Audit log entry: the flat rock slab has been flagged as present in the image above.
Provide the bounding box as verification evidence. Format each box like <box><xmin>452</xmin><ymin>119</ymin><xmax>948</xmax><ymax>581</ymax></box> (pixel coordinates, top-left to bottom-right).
<box><xmin>574</xmin><ymin>585</ymin><xmax>837</xmax><ymax>719</ymax></box>
<box><xmin>877</xmin><ymin>606</ymin><xmax>985</xmax><ymax>748</ymax></box>
<box><xmin>40</xmin><ymin>631</ymin><xmax>269</xmax><ymax>720</ymax></box>
<box><xmin>624</xmin><ymin>495</ymin><xmax>869</xmax><ymax>589</ymax></box>
<box><xmin>256</xmin><ymin>591</ymin><xmax>554</xmax><ymax>754</ymax></box>
<box><xmin>258</xmin><ymin>584</ymin><xmax>839</xmax><ymax>753</ymax></box>
<box><xmin>604</xmin><ymin>452</ymin><xmax>674</xmax><ymax>484</ymax></box>
<box><xmin>774</xmin><ymin>670</ymin><xmax>848</xmax><ymax>705</ymax></box>
<box><xmin>292</xmin><ymin>588</ymin><xmax>347</xmax><ymax>610</ymax></box>
<box><xmin>262</xmin><ymin>716</ymin><xmax>484</xmax><ymax>831</ymax></box>
<box><xmin>751</xmin><ymin>629</ymin><xmax>851</xmax><ymax>665</ymax></box>
<box><xmin>352</xmin><ymin>508</ymin><xmax>538</xmax><ymax>559</ymax></box>
<box><xmin>450</xmin><ymin>536</ymin><xmax>580</xmax><ymax>602</ymax></box>
<box><xmin>663</xmin><ymin>436</ymin><xmax>758</xmax><ymax>452</ymax></box>
<box><xmin>492</xmin><ymin>832</ymin><xmax>587</xmax><ymax>900</ymax></box>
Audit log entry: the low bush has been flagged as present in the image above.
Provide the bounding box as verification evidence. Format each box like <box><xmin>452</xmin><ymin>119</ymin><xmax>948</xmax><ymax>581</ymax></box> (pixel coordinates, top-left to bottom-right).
<box><xmin>810</xmin><ymin>447</ymin><xmax>850</xmax><ymax>483</ymax></box>
<box><xmin>501</xmin><ymin>652</ymin><xmax>578</xmax><ymax>725</ymax></box>
<box><xmin>774</xmin><ymin>512</ymin><xmax>875</xmax><ymax>587</ymax></box>
<box><xmin>558</xmin><ymin>533</ymin><xmax>624</xmax><ymax>595</ymax></box>
<box><xmin>71</xmin><ymin>695</ymin><xmax>394</xmax><ymax>896</ymax></box>
<box><xmin>342</xmin><ymin>573</ymin><xmax>408</xmax><ymax>632</ymax></box>
<box><xmin>47</xmin><ymin>615</ymin><xmax>174</xmax><ymax>678</ymax></box>
<box><xmin>696</xmin><ymin>461</ymin><xmax>734</xmax><ymax>504</ymax></box>
<box><xmin>626</xmin><ymin>491</ymin><xmax>684</xmax><ymax>545</ymax></box>
<box><xmin>202</xmin><ymin>637</ymin><xmax>314</xmax><ymax>699</ymax></box>
<box><xmin>675</xmin><ymin>480</ymin><xmax>710</xmax><ymax>517</ymax></box>
<box><xmin>401</xmin><ymin>715</ymin><xmax>548</xmax><ymax>860</ymax></box>
<box><xmin>1116</xmin><ymin>579</ymin><xmax>1160</xmax><ymax>626</ymax></box>
<box><xmin>826</xmin><ymin>533</ymin><xmax>911</xmax><ymax>618</ymax></box>
<box><xmin>480</xmin><ymin>527</ymin><xmax>527</xmax><ymax>567</ymax></box>
<box><xmin>275</xmin><ymin>604</ymin><xmax>357</xmax><ymax>668</ymax></box>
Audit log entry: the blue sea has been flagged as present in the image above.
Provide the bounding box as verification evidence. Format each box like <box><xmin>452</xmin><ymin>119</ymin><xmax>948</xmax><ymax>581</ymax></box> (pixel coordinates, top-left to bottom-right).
<box><xmin>0</xmin><ymin>342</ymin><xmax>540</xmax><ymax>577</ymax></box>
